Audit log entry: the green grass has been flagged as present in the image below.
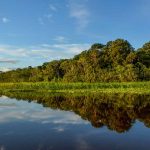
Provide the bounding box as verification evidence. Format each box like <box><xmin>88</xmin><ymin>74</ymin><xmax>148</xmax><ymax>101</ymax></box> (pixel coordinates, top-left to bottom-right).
<box><xmin>0</xmin><ymin>82</ymin><xmax>149</xmax><ymax>94</ymax></box>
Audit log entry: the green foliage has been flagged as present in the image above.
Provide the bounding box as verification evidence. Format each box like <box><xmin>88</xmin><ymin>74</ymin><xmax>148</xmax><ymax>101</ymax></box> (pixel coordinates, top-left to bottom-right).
<box><xmin>0</xmin><ymin>38</ymin><xmax>150</xmax><ymax>82</ymax></box>
<box><xmin>90</xmin><ymin>43</ymin><xmax>105</xmax><ymax>50</ymax></box>
<box><xmin>137</xmin><ymin>41</ymin><xmax>150</xmax><ymax>68</ymax></box>
<box><xmin>0</xmin><ymin>82</ymin><xmax>150</xmax><ymax>94</ymax></box>
<box><xmin>102</xmin><ymin>39</ymin><xmax>134</xmax><ymax>66</ymax></box>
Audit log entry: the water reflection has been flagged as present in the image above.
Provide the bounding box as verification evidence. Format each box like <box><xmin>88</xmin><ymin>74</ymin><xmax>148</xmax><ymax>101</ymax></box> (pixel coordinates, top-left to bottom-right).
<box><xmin>1</xmin><ymin>92</ymin><xmax>150</xmax><ymax>133</ymax></box>
<box><xmin>0</xmin><ymin>95</ymin><xmax>90</xmax><ymax>150</ymax></box>
<box><xmin>0</xmin><ymin>95</ymin><xmax>86</xmax><ymax>125</ymax></box>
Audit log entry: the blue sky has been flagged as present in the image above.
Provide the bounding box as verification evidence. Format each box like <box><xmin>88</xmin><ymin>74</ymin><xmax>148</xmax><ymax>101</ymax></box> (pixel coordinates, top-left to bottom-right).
<box><xmin>0</xmin><ymin>0</ymin><xmax>150</xmax><ymax>71</ymax></box>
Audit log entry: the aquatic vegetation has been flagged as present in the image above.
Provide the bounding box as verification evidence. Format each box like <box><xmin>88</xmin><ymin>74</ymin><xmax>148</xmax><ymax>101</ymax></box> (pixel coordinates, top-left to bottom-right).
<box><xmin>0</xmin><ymin>82</ymin><xmax>149</xmax><ymax>94</ymax></box>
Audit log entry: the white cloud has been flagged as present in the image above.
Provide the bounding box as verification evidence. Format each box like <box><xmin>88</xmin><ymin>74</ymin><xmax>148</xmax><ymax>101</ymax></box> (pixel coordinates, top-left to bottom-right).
<box><xmin>38</xmin><ymin>14</ymin><xmax>53</xmax><ymax>25</ymax></box>
<box><xmin>0</xmin><ymin>43</ymin><xmax>90</xmax><ymax>69</ymax></box>
<box><xmin>68</xmin><ymin>0</ymin><xmax>90</xmax><ymax>30</ymax></box>
<box><xmin>52</xmin><ymin>43</ymin><xmax>89</xmax><ymax>54</ymax></box>
<box><xmin>49</xmin><ymin>4</ymin><xmax>57</xmax><ymax>12</ymax></box>
<box><xmin>0</xmin><ymin>59</ymin><xmax>18</xmax><ymax>64</ymax></box>
<box><xmin>38</xmin><ymin>17</ymin><xmax>45</xmax><ymax>25</ymax></box>
<box><xmin>31</xmin><ymin>43</ymin><xmax>90</xmax><ymax>59</ymax></box>
<box><xmin>2</xmin><ymin>17</ymin><xmax>10</xmax><ymax>23</ymax></box>
<box><xmin>38</xmin><ymin>3</ymin><xmax>56</xmax><ymax>25</ymax></box>
<box><xmin>0</xmin><ymin>46</ymin><xmax>28</xmax><ymax>57</ymax></box>
<box><xmin>53</xmin><ymin>36</ymin><xmax>68</xmax><ymax>43</ymax></box>
<box><xmin>44</xmin><ymin>14</ymin><xmax>53</xmax><ymax>19</ymax></box>
<box><xmin>0</xmin><ymin>67</ymin><xmax>12</xmax><ymax>72</ymax></box>
<box><xmin>30</xmin><ymin>43</ymin><xmax>90</xmax><ymax>60</ymax></box>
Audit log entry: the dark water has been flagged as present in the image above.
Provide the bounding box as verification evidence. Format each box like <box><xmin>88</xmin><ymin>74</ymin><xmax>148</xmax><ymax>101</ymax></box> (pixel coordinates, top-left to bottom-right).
<box><xmin>0</xmin><ymin>92</ymin><xmax>150</xmax><ymax>150</ymax></box>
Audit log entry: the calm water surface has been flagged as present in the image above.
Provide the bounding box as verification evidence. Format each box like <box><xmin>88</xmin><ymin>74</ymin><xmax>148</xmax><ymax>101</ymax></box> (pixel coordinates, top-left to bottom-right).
<box><xmin>0</xmin><ymin>92</ymin><xmax>150</xmax><ymax>150</ymax></box>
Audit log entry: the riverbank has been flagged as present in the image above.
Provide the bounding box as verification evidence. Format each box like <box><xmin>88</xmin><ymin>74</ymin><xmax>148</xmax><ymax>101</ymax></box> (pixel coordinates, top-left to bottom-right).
<box><xmin>0</xmin><ymin>82</ymin><xmax>149</xmax><ymax>94</ymax></box>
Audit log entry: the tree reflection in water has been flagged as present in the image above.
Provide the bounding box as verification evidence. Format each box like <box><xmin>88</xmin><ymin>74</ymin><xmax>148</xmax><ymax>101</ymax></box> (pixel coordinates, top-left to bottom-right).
<box><xmin>1</xmin><ymin>92</ymin><xmax>150</xmax><ymax>133</ymax></box>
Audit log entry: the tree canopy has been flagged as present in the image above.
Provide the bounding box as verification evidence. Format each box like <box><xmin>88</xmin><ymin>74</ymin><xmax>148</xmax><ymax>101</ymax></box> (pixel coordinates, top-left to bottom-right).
<box><xmin>0</xmin><ymin>38</ymin><xmax>150</xmax><ymax>82</ymax></box>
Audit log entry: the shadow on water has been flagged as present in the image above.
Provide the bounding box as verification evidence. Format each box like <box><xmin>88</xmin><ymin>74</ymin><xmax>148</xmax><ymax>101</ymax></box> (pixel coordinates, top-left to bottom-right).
<box><xmin>0</xmin><ymin>91</ymin><xmax>150</xmax><ymax>133</ymax></box>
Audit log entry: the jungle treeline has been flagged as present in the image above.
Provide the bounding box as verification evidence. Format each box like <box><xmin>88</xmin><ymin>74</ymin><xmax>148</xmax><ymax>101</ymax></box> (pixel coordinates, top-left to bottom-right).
<box><xmin>0</xmin><ymin>38</ymin><xmax>150</xmax><ymax>82</ymax></box>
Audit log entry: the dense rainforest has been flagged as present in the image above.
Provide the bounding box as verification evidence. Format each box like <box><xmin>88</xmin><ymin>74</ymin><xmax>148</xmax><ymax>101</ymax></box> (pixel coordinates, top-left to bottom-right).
<box><xmin>0</xmin><ymin>38</ymin><xmax>150</xmax><ymax>82</ymax></box>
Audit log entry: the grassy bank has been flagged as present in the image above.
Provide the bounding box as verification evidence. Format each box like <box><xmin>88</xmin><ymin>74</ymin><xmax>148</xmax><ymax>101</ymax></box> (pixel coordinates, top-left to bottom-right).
<box><xmin>0</xmin><ymin>82</ymin><xmax>149</xmax><ymax>94</ymax></box>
